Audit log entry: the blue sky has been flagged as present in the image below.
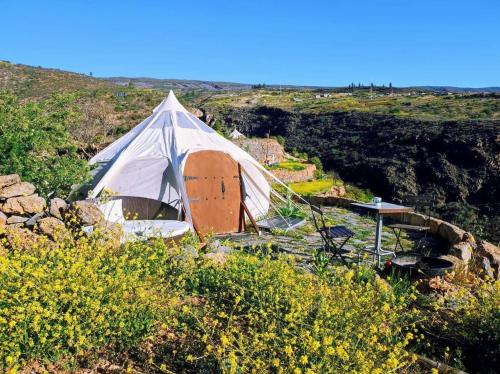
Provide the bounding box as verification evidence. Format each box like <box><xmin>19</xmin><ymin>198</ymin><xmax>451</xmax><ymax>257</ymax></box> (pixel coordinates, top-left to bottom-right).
<box><xmin>1</xmin><ymin>0</ymin><xmax>499</xmax><ymax>87</ymax></box>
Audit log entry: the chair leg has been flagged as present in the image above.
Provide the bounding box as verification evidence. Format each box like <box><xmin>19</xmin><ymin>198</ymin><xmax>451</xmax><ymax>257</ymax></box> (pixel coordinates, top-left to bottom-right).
<box><xmin>392</xmin><ymin>228</ymin><xmax>404</xmax><ymax>253</ymax></box>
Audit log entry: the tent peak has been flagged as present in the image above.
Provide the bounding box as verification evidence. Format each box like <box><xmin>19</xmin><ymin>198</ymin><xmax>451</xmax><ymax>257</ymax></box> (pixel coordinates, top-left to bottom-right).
<box><xmin>153</xmin><ymin>90</ymin><xmax>187</xmax><ymax>113</ymax></box>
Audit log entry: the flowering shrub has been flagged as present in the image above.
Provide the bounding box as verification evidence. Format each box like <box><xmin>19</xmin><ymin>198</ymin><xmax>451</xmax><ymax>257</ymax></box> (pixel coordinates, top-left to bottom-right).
<box><xmin>171</xmin><ymin>252</ymin><xmax>418</xmax><ymax>373</ymax></box>
<box><xmin>418</xmin><ymin>273</ymin><xmax>500</xmax><ymax>371</ymax></box>
<box><xmin>0</xmin><ymin>233</ymin><xmax>190</xmax><ymax>370</ymax></box>
<box><xmin>3</xmin><ymin>227</ymin><xmax>497</xmax><ymax>373</ymax></box>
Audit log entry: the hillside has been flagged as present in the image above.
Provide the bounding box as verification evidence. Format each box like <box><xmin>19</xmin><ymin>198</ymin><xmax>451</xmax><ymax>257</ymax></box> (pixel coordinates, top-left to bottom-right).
<box><xmin>196</xmin><ymin>88</ymin><xmax>500</xmax><ymax>121</ymax></box>
<box><xmin>0</xmin><ymin>60</ymin><xmax>113</xmax><ymax>98</ymax></box>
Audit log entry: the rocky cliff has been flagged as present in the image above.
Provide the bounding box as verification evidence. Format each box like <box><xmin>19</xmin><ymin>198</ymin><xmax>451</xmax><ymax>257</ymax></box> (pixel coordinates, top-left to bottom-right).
<box><xmin>203</xmin><ymin>106</ymin><xmax>500</xmax><ymax>243</ymax></box>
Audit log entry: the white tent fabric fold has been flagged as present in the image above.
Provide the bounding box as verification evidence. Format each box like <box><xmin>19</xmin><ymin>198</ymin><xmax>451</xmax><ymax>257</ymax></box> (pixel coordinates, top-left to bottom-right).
<box><xmin>88</xmin><ymin>91</ymin><xmax>272</xmax><ymax>229</ymax></box>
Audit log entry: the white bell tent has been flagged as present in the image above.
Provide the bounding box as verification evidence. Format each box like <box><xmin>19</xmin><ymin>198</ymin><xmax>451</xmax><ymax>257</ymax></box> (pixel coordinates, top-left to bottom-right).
<box><xmin>87</xmin><ymin>91</ymin><xmax>276</xmax><ymax>236</ymax></box>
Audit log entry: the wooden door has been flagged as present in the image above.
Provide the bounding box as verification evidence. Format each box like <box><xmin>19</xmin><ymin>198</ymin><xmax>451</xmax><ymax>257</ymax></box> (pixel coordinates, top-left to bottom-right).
<box><xmin>183</xmin><ymin>150</ymin><xmax>242</xmax><ymax>235</ymax></box>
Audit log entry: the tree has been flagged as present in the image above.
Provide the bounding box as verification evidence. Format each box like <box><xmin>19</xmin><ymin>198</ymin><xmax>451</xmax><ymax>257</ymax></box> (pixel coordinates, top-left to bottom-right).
<box><xmin>0</xmin><ymin>91</ymin><xmax>89</xmax><ymax>197</ymax></box>
<box><xmin>68</xmin><ymin>100</ymin><xmax>115</xmax><ymax>156</ymax></box>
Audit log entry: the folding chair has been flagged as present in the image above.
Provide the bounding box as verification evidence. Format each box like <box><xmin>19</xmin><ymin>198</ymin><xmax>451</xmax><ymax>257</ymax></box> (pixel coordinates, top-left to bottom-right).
<box><xmin>388</xmin><ymin>194</ymin><xmax>435</xmax><ymax>253</ymax></box>
<box><xmin>310</xmin><ymin>204</ymin><xmax>355</xmax><ymax>266</ymax></box>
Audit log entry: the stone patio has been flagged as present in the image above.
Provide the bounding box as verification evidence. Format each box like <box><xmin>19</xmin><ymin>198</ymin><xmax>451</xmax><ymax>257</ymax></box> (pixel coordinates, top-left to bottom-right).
<box><xmin>216</xmin><ymin>206</ymin><xmax>448</xmax><ymax>268</ymax></box>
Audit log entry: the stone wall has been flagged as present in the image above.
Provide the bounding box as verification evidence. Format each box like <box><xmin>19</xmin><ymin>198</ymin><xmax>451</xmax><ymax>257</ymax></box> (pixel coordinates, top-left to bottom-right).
<box><xmin>0</xmin><ymin>174</ymin><xmax>118</xmax><ymax>251</ymax></box>
<box><xmin>306</xmin><ymin>194</ymin><xmax>500</xmax><ymax>280</ymax></box>
<box><xmin>232</xmin><ymin>138</ymin><xmax>285</xmax><ymax>164</ymax></box>
<box><xmin>270</xmin><ymin>164</ymin><xmax>316</xmax><ymax>183</ymax></box>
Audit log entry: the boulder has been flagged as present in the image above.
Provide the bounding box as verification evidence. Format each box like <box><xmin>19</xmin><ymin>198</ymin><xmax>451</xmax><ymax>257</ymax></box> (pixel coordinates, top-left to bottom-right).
<box><xmin>0</xmin><ymin>174</ymin><xmax>21</xmax><ymax>190</ymax></box>
<box><xmin>88</xmin><ymin>221</ymin><xmax>122</xmax><ymax>251</ymax></box>
<box><xmin>437</xmin><ymin>222</ymin><xmax>465</xmax><ymax>246</ymax></box>
<box><xmin>4</xmin><ymin>226</ymin><xmax>42</xmax><ymax>252</ymax></box>
<box><xmin>1</xmin><ymin>194</ymin><xmax>46</xmax><ymax>215</ymax></box>
<box><xmin>478</xmin><ymin>257</ymin><xmax>495</xmax><ymax>279</ymax></box>
<box><xmin>7</xmin><ymin>215</ymin><xmax>28</xmax><ymax>224</ymax></box>
<box><xmin>0</xmin><ymin>181</ymin><xmax>36</xmax><ymax>199</ymax></box>
<box><xmin>69</xmin><ymin>200</ymin><xmax>104</xmax><ymax>226</ymax></box>
<box><xmin>49</xmin><ymin>198</ymin><xmax>68</xmax><ymax>220</ymax></box>
<box><xmin>476</xmin><ymin>240</ymin><xmax>500</xmax><ymax>280</ymax></box>
<box><xmin>189</xmin><ymin>107</ymin><xmax>204</xmax><ymax>118</ymax></box>
<box><xmin>427</xmin><ymin>217</ymin><xmax>444</xmax><ymax>235</ymax></box>
<box><xmin>25</xmin><ymin>212</ymin><xmax>45</xmax><ymax>227</ymax></box>
<box><xmin>463</xmin><ymin>231</ymin><xmax>475</xmax><ymax>244</ymax></box>
<box><xmin>439</xmin><ymin>254</ymin><xmax>465</xmax><ymax>270</ymax></box>
<box><xmin>0</xmin><ymin>212</ymin><xmax>6</xmax><ymax>234</ymax></box>
<box><xmin>323</xmin><ymin>185</ymin><xmax>346</xmax><ymax>198</ymax></box>
<box><xmin>449</xmin><ymin>241</ymin><xmax>473</xmax><ymax>263</ymax></box>
<box><xmin>204</xmin><ymin>252</ymin><xmax>228</xmax><ymax>265</ymax></box>
<box><xmin>408</xmin><ymin>212</ymin><xmax>427</xmax><ymax>227</ymax></box>
<box><xmin>36</xmin><ymin>217</ymin><xmax>70</xmax><ymax>241</ymax></box>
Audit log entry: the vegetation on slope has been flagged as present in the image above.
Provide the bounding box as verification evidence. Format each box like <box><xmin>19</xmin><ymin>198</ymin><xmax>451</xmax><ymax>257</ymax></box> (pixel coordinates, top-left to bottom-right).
<box><xmin>0</xmin><ymin>61</ymin><xmax>112</xmax><ymax>99</ymax></box>
<box><xmin>1</xmin><ymin>231</ymin><xmax>498</xmax><ymax>372</ymax></box>
<box><xmin>0</xmin><ymin>92</ymin><xmax>89</xmax><ymax>197</ymax></box>
<box><xmin>197</xmin><ymin>88</ymin><xmax>500</xmax><ymax>121</ymax></box>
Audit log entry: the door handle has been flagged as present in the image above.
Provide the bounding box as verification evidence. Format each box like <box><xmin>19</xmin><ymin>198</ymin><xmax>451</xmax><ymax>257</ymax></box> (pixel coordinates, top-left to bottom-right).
<box><xmin>221</xmin><ymin>180</ymin><xmax>226</xmax><ymax>194</ymax></box>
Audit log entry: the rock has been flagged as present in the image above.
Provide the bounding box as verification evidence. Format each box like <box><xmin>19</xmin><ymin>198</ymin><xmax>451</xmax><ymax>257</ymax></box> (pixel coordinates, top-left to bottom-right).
<box><xmin>1</xmin><ymin>194</ymin><xmax>46</xmax><ymax>215</ymax></box>
<box><xmin>4</xmin><ymin>226</ymin><xmax>42</xmax><ymax>252</ymax></box>
<box><xmin>69</xmin><ymin>200</ymin><xmax>104</xmax><ymax>226</ymax></box>
<box><xmin>439</xmin><ymin>254</ymin><xmax>465</xmax><ymax>269</ymax></box>
<box><xmin>0</xmin><ymin>174</ymin><xmax>21</xmax><ymax>190</ymax></box>
<box><xmin>25</xmin><ymin>212</ymin><xmax>45</xmax><ymax>227</ymax></box>
<box><xmin>323</xmin><ymin>185</ymin><xmax>346</xmax><ymax>198</ymax></box>
<box><xmin>0</xmin><ymin>181</ymin><xmax>36</xmax><ymax>199</ymax></box>
<box><xmin>7</xmin><ymin>215</ymin><xmax>28</xmax><ymax>224</ymax></box>
<box><xmin>36</xmin><ymin>217</ymin><xmax>70</xmax><ymax>241</ymax></box>
<box><xmin>49</xmin><ymin>198</ymin><xmax>68</xmax><ymax>220</ymax></box>
<box><xmin>427</xmin><ymin>217</ymin><xmax>444</xmax><ymax>235</ymax></box>
<box><xmin>204</xmin><ymin>252</ymin><xmax>227</xmax><ymax>265</ymax></box>
<box><xmin>478</xmin><ymin>257</ymin><xmax>495</xmax><ymax>279</ymax></box>
<box><xmin>213</xmin><ymin>245</ymin><xmax>234</xmax><ymax>254</ymax></box>
<box><xmin>437</xmin><ymin>222</ymin><xmax>465</xmax><ymax>246</ymax></box>
<box><xmin>476</xmin><ymin>240</ymin><xmax>500</xmax><ymax>280</ymax></box>
<box><xmin>0</xmin><ymin>212</ymin><xmax>6</xmax><ymax>234</ymax></box>
<box><xmin>88</xmin><ymin>221</ymin><xmax>122</xmax><ymax>251</ymax></box>
<box><xmin>189</xmin><ymin>107</ymin><xmax>204</xmax><ymax>118</ymax></box>
<box><xmin>407</xmin><ymin>212</ymin><xmax>427</xmax><ymax>227</ymax></box>
<box><xmin>449</xmin><ymin>241</ymin><xmax>473</xmax><ymax>263</ymax></box>
<box><xmin>463</xmin><ymin>232</ymin><xmax>475</xmax><ymax>244</ymax></box>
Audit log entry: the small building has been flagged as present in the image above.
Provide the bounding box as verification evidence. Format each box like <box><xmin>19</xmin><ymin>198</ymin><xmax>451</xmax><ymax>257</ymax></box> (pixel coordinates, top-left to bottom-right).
<box><xmin>230</xmin><ymin>129</ymin><xmax>246</xmax><ymax>139</ymax></box>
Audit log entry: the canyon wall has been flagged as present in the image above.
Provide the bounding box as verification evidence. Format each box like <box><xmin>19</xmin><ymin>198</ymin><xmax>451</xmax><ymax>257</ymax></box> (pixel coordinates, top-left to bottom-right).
<box><xmin>204</xmin><ymin>106</ymin><xmax>500</xmax><ymax>243</ymax></box>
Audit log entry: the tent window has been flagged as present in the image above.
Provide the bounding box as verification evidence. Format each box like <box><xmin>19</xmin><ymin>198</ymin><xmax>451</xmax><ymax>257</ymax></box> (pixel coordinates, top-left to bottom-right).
<box><xmin>176</xmin><ymin>112</ymin><xmax>198</xmax><ymax>129</ymax></box>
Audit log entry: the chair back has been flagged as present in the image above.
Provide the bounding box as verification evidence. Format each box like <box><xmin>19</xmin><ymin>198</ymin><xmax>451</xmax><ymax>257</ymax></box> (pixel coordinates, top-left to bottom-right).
<box><xmin>309</xmin><ymin>203</ymin><xmax>327</xmax><ymax>232</ymax></box>
<box><xmin>403</xmin><ymin>193</ymin><xmax>436</xmax><ymax>224</ymax></box>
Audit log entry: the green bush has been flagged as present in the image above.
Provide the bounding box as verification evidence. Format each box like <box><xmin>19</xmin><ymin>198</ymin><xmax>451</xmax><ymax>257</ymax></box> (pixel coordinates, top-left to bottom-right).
<box><xmin>0</xmin><ymin>91</ymin><xmax>89</xmax><ymax>197</ymax></box>
<box><xmin>0</xmin><ymin>231</ymin><xmax>195</xmax><ymax>370</ymax></box>
<box><xmin>174</xmin><ymin>253</ymin><xmax>418</xmax><ymax>373</ymax></box>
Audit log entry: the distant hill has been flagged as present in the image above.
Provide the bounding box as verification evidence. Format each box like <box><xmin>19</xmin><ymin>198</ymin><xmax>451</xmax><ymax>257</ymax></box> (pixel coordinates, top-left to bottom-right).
<box><xmin>103</xmin><ymin>76</ymin><xmax>253</xmax><ymax>91</ymax></box>
<box><xmin>2</xmin><ymin>60</ymin><xmax>500</xmax><ymax>97</ymax></box>
<box><xmin>102</xmin><ymin>77</ymin><xmax>338</xmax><ymax>92</ymax></box>
<box><xmin>413</xmin><ymin>86</ymin><xmax>500</xmax><ymax>93</ymax></box>
<box><xmin>0</xmin><ymin>60</ymin><xmax>113</xmax><ymax>98</ymax></box>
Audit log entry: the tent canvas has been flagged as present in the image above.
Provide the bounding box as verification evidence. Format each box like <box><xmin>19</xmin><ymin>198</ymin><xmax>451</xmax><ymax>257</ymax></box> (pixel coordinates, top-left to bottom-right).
<box><xmin>87</xmin><ymin>91</ymin><xmax>272</xmax><ymax>235</ymax></box>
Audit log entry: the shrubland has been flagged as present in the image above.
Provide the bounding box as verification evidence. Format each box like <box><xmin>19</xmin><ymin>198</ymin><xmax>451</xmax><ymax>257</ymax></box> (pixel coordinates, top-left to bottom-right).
<box><xmin>0</xmin><ymin>91</ymin><xmax>89</xmax><ymax>197</ymax></box>
<box><xmin>0</xmin><ymin>230</ymin><xmax>418</xmax><ymax>372</ymax></box>
<box><xmin>1</xmin><ymin>229</ymin><xmax>498</xmax><ymax>373</ymax></box>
